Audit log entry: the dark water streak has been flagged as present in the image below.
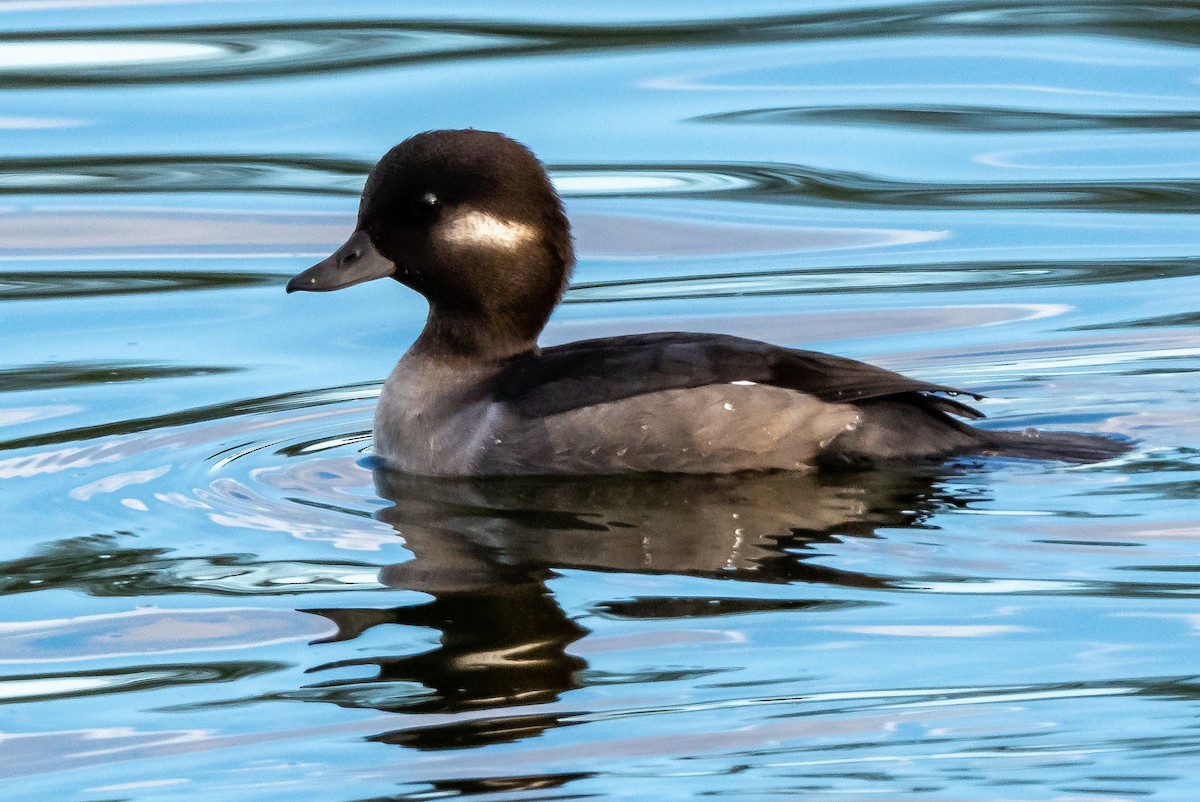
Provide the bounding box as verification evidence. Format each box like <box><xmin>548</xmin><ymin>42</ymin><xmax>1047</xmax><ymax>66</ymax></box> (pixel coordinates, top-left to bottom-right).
<box><xmin>6</xmin><ymin>155</ymin><xmax>1200</xmax><ymax>216</ymax></box>
<box><xmin>697</xmin><ymin>105</ymin><xmax>1200</xmax><ymax>132</ymax></box>
<box><xmin>2</xmin><ymin>2</ymin><xmax>1198</xmax><ymax>87</ymax></box>
<box><xmin>566</xmin><ymin>256</ymin><xmax>1200</xmax><ymax>302</ymax></box>
<box><xmin>0</xmin><ymin>382</ymin><xmax>375</xmax><ymax>451</ymax></box>
<box><xmin>0</xmin><ymin>270</ymin><xmax>284</xmax><ymax>300</ymax></box>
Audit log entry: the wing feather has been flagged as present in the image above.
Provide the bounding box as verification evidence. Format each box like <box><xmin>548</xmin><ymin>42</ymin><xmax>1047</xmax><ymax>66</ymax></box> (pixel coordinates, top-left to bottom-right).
<box><xmin>495</xmin><ymin>333</ymin><xmax>983</xmax><ymax>420</ymax></box>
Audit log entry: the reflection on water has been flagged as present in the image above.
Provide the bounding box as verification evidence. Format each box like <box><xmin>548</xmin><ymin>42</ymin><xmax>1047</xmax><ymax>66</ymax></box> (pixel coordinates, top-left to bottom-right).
<box><xmin>3</xmin><ymin>0</ymin><xmax>1200</xmax><ymax>799</ymax></box>
<box><xmin>370</xmin><ymin>467</ymin><xmax>937</xmax><ymax>587</ymax></box>
<box><xmin>298</xmin><ymin>465</ymin><xmax>942</xmax><ymax>746</ymax></box>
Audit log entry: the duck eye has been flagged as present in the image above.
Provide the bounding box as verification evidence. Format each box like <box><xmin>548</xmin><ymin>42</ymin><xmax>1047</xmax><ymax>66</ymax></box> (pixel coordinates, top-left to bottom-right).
<box><xmin>411</xmin><ymin>191</ymin><xmax>440</xmax><ymax>217</ymax></box>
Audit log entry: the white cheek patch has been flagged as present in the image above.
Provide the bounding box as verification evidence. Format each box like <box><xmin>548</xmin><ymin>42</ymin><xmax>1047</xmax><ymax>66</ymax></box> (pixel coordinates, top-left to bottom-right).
<box><xmin>441</xmin><ymin>210</ymin><xmax>535</xmax><ymax>251</ymax></box>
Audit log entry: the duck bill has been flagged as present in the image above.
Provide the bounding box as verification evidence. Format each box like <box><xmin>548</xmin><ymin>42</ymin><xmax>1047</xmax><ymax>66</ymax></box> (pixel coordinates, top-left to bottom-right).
<box><xmin>286</xmin><ymin>229</ymin><xmax>396</xmax><ymax>293</ymax></box>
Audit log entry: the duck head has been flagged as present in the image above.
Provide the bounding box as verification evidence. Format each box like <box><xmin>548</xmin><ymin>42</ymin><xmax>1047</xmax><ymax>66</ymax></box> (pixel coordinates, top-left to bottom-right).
<box><xmin>288</xmin><ymin>129</ymin><xmax>574</xmax><ymax>359</ymax></box>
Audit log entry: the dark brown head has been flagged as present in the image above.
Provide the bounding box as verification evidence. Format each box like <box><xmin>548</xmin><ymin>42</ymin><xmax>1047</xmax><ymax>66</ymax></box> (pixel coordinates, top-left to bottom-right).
<box><xmin>288</xmin><ymin>129</ymin><xmax>574</xmax><ymax>359</ymax></box>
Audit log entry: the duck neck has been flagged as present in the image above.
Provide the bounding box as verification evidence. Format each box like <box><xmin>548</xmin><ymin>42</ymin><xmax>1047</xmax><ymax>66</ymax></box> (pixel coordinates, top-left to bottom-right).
<box><xmin>410</xmin><ymin>304</ymin><xmax>542</xmax><ymax>363</ymax></box>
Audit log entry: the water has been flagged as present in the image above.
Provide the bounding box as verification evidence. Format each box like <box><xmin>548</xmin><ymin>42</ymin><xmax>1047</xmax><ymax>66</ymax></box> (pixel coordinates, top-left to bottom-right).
<box><xmin>2</xmin><ymin>2</ymin><xmax>1199</xmax><ymax>799</ymax></box>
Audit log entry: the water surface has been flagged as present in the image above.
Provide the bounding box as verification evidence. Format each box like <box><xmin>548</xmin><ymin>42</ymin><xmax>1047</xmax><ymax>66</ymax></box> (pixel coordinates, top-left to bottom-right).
<box><xmin>2</xmin><ymin>2</ymin><xmax>1199</xmax><ymax>800</ymax></box>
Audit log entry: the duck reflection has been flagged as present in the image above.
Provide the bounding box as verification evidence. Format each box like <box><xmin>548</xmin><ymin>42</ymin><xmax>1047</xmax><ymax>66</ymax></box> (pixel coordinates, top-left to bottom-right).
<box><xmin>300</xmin><ymin>463</ymin><xmax>966</xmax><ymax>748</ymax></box>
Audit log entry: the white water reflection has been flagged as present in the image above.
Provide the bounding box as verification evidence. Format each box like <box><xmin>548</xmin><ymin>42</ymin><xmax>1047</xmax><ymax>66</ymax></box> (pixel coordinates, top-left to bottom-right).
<box><xmin>69</xmin><ymin>465</ymin><xmax>170</xmax><ymax>501</ymax></box>
<box><xmin>0</xmin><ymin>608</ymin><xmax>335</xmax><ymax>663</ymax></box>
<box><xmin>0</xmin><ymin>41</ymin><xmax>221</xmax><ymax>69</ymax></box>
<box><xmin>0</xmin><ymin>116</ymin><xmax>81</xmax><ymax>129</ymax></box>
<box><xmin>977</xmin><ymin>142</ymin><xmax>1200</xmax><ymax>172</ymax></box>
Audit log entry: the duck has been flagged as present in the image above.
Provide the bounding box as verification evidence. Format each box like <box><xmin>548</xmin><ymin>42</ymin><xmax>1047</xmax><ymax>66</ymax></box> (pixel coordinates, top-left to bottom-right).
<box><xmin>287</xmin><ymin>129</ymin><xmax>1128</xmax><ymax>476</ymax></box>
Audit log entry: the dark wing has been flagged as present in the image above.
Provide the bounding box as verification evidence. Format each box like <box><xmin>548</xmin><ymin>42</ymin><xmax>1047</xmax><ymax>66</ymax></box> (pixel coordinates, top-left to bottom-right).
<box><xmin>494</xmin><ymin>332</ymin><xmax>983</xmax><ymax>420</ymax></box>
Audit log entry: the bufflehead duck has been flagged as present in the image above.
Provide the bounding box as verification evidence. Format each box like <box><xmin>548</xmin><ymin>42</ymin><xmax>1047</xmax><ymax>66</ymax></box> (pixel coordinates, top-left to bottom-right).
<box><xmin>288</xmin><ymin>129</ymin><xmax>1128</xmax><ymax>475</ymax></box>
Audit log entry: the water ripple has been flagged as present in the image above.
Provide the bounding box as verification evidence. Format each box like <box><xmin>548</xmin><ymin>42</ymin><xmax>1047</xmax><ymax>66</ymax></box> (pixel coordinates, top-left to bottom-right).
<box><xmin>558</xmin><ymin>163</ymin><xmax>1200</xmax><ymax>212</ymax></box>
<box><xmin>571</xmin><ymin>676</ymin><xmax>1199</xmax><ymax>724</ymax></box>
<box><xmin>4</xmin><ymin>155</ymin><xmax>1197</xmax><ymax>213</ymax></box>
<box><xmin>0</xmin><ymin>270</ymin><xmax>282</xmax><ymax>299</ymax></box>
<box><xmin>565</xmin><ymin>256</ymin><xmax>1200</xmax><ymax>302</ymax></box>
<box><xmin>0</xmin><ymin>3</ymin><xmax>1197</xmax><ymax>87</ymax></box>
<box><xmin>0</xmin><ymin>206</ymin><xmax>354</xmax><ymax>259</ymax></box>
<box><xmin>0</xmin><ymin>382</ymin><xmax>376</xmax><ymax>454</ymax></box>
<box><xmin>0</xmin><ymin>607</ymin><xmax>334</xmax><ymax>663</ymax></box>
<box><xmin>0</xmin><ymin>154</ymin><xmax>367</xmax><ymax>196</ymax></box>
<box><xmin>697</xmin><ymin>105</ymin><xmax>1200</xmax><ymax>132</ymax></box>
<box><xmin>0</xmin><ymin>25</ymin><xmax>536</xmax><ymax>86</ymax></box>
<box><xmin>0</xmin><ymin>362</ymin><xmax>239</xmax><ymax>392</ymax></box>
<box><xmin>0</xmin><ymin>661</ymin><xmax>284</xmax><ymax>704</ymax></box>
<box><xmin>0</xmin><ymin>534</ymin><xmax>384</xmax><ymax>597</ymax></box>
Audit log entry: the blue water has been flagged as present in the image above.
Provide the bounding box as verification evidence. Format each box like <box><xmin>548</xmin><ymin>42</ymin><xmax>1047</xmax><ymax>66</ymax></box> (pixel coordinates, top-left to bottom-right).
<box><xmin>3</xmin><ymin>2</ymin><xmax>1199</xmax><ymax>800</ymax></box>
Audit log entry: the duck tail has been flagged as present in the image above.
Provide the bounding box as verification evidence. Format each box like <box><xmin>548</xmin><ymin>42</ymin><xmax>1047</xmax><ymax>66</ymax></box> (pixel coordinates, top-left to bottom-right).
<box><xmin>977</xmin><ymin>427</ymin><xmax>1133</xmax><ymax>463</ymax></box>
